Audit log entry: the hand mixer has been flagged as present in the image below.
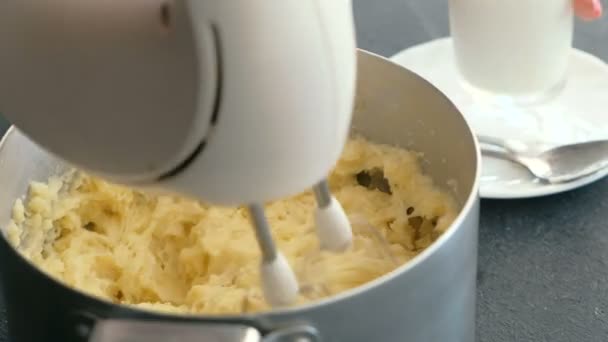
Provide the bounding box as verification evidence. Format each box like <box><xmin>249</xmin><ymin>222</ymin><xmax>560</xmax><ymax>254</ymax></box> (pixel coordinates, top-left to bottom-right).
<box><xmin>0</xmin><ymin>0</ymin><xmax>357</xmax><ymax>307</ymax></box>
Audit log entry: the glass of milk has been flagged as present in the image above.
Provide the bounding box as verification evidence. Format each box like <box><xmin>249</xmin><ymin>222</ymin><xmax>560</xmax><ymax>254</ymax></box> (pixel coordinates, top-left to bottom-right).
<box><xmin>449</xmin><ymin>0</ymin><xmax>574</xmax><ymax>104</ymax></box>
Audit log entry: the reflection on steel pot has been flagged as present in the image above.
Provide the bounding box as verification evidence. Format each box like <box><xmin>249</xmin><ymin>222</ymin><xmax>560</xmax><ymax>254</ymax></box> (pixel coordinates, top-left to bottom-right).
<box><xmin>0</xmin><ymin>50</ymin><xmax>480</xmax><ymax>342</ymax></box>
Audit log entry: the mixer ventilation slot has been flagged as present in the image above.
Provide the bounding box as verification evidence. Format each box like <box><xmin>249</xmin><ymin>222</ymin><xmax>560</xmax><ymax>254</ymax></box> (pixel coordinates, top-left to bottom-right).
<box><xmin>157</xmin><ymin>24</ymin><xmax>224</xmax><ymax>181</ymax></box>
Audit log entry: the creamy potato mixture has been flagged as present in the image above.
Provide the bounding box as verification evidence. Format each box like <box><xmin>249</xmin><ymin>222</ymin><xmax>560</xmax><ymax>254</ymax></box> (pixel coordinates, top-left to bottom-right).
<box><xmin>7</xmin><ymin>137</ymin><xmax>456</xmax><ymax>314</ymax></box>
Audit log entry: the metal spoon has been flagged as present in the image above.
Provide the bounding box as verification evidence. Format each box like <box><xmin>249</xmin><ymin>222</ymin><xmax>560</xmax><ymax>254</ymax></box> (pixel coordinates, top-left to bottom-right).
<box><xmin>478</xmin><ymin>135</ymin><xmax>608</xmax><ymax>184</ymax></box>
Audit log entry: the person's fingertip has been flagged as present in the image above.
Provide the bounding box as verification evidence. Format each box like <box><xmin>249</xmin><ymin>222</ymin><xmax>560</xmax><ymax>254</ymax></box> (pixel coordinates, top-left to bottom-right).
<box><xmin>575</xmin><ymin>0</ymin><xmax>603</xmax><ymax>20</ymax></box>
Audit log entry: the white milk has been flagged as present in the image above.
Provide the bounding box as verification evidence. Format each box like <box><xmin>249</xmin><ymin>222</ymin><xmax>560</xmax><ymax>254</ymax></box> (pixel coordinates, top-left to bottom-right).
<box><xmin>449</xmin><ymin>0</ymin><xmax>573</xmax><ymax>98</ymax></box>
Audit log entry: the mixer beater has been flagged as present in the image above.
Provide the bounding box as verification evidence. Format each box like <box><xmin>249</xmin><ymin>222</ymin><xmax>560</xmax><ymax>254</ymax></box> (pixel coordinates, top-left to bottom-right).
<box><xmin>249</xmin><ymin>178</ymin><xmax>353</xmax><ymax>307</ymax></box>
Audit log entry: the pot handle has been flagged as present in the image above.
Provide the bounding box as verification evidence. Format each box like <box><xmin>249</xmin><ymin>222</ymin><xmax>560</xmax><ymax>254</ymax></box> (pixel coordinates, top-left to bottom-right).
<box><xmin>88</xmin><ymin>319</ymin><xmax>321</xmax><ymax>342</ymax></box>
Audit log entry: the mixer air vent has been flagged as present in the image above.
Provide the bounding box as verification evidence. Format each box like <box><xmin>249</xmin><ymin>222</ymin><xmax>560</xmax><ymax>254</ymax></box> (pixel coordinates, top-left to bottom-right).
<box><xmin>157</xmin><ymin>24</ymin><xmax>224</xmax><ymax>181</ymax></box>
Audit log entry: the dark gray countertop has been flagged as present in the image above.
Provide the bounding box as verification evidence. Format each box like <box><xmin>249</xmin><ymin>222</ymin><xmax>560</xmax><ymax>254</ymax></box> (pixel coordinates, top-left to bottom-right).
<box><xmin>354</xmin><ymin>0</ymin><xmax>608</xmax><ymax>340</ymax></box>
<box><xmin>1</xmin><ymin>1</ymin><xmax>608</xmax><ymax>341</ymax></box>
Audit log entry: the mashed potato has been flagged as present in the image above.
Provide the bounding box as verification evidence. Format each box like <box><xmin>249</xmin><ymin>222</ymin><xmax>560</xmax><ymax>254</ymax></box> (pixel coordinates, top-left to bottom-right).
<box><xmin>7</xmin><ymin>137</ymin><xmax>456</xmax><ymax>314</ymax></box>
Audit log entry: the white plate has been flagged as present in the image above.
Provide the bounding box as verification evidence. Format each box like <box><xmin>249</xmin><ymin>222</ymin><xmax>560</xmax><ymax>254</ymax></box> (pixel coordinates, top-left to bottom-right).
<box><xmin>391</xmin><ymin>37</ymin><xmax>608</xmax><ymax>199</ymax></box>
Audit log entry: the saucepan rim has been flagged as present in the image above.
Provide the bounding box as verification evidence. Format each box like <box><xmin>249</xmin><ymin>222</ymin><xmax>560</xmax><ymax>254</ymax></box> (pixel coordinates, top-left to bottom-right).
<box><xmin>0</xmin><ymin>49</ymin><xmax>481</xmax><ymax>321</ymax></box>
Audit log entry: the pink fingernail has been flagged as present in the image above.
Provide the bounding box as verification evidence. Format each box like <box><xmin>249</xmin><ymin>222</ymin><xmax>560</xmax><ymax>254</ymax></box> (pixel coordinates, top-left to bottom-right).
<box><xmin>592</xmin><ymin>0</ymin><xmax>603</xmax><ymax>17</ymax></box>
<box><xmin>588</xmin><ymin>0</ymin><xmax>603</xmax><ymax>17</ymax></box>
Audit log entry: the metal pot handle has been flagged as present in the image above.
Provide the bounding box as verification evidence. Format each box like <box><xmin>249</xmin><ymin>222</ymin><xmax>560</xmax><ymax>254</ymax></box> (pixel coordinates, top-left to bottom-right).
<box><xmin>88</xmin><ymin>319</ymin><xmax>320</xmax><ymax>342</ymax></box>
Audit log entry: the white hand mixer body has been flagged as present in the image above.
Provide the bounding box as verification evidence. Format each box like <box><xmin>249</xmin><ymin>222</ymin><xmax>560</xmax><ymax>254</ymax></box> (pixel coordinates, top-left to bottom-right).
<box><xmin>0</xmin><ymin>0</ymin><xmax>357</xmax><ymax>307</ymax></box>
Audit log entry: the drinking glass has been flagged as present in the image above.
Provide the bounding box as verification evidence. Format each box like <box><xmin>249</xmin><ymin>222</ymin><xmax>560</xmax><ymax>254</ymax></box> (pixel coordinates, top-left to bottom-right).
<box><xmin>449</xmin><ymin>0</ymin><xmax>574</xmax><ymax>104</ymax></box>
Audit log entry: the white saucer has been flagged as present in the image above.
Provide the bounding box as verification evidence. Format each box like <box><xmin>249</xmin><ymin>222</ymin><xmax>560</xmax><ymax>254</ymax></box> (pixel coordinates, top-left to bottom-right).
<box><xmin>391</xmin><ymin>37</ymin><xmax>608</xmax><ymax>199</ymax></box>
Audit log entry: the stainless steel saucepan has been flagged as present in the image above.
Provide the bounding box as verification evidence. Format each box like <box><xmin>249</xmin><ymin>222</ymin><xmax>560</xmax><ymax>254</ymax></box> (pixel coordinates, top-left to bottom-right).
<box><xmin>0</xmin><ymin>50</ymin><xmax>480</xmax><ymax>342</ymax></box>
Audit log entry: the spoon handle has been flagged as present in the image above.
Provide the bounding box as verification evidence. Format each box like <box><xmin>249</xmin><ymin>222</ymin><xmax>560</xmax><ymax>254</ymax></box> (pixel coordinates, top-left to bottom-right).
<box><xmin>478</xmin><ymin>141</ymin><xmax>519</xmax><ymax>163</ymax></box>
<box><xmin>477</xmin><ymin>136</ymin><xmax>537</xmax><ymax>172</ymax></box>
<box><xmin>477</xmin><ymin>135</ymin><xmax>518</xmax><ymax>158</ymax></box>
<box><xmin>477</xmin><ymin>135</ymin><xmax>522</xmax><ymax>154</ymax></box>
